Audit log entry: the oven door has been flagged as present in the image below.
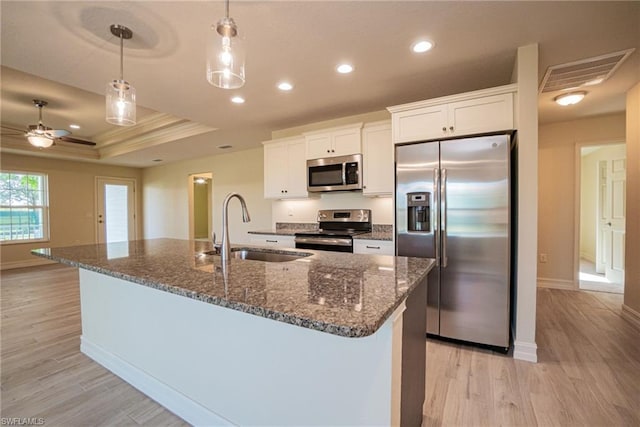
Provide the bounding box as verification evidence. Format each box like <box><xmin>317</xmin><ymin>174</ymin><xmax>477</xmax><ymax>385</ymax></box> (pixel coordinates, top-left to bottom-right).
<box><xmin>295</xmin><ymin>236</ymin><xmax>353</xmax><ymax>253</ymax></box>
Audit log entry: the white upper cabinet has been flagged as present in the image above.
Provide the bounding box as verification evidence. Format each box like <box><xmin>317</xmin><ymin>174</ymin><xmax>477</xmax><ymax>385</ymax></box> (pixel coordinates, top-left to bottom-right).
<box><xmin>362</xmin><ymin>120</ymin><xmax>393</xmax><ymax>196</ymax></box>
<box><xmin>263</xmin><ymin>136</ymin><xmax>309</xmax><ymax>199</ymax></box>
<box><xmin>388</xmin><ymin>84</ymin><xmax>516</xmax><ymax>144</ymax></box>
<box><xmin>304</xmin><ymin>123</ymin><xmax>363</xmax><ymax>159</ymax></box>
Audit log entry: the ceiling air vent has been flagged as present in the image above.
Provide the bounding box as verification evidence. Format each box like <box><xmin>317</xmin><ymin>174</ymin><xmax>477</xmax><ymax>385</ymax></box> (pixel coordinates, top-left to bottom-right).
<box><xmin>539</xmin><ymin>48</ymin><xmax>635</xmax><ymax>94</ymax></box>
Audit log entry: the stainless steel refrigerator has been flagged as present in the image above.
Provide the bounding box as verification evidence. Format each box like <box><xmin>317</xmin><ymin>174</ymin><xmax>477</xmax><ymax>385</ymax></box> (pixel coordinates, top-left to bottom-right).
<box><xmin>395</xmin><ymin>134</ymin><xmax>511</xmax><ymax>349</ymax></box>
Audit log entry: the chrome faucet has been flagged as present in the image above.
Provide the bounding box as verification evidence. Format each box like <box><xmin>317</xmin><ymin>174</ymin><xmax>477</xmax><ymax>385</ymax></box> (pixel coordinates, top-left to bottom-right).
<box><xmin>221</xmin><ymin>192</ymin><xmax>251</xmax><ymax>263</ymax></box>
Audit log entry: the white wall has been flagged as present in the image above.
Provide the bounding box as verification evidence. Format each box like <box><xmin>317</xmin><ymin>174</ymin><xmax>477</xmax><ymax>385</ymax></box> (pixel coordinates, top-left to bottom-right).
<box><xmin>272</xmin><ymin>193</ymin><xmax>393</xmax><ymax>226</ymax></box>
<box><xmin>143</xmin><ymin>147</ymin><xmax>271</xmax><ymax>243</ymax></box>
<box><xmin>512</xmin><ymin>44</ymin><xmax>539</xmax><ymax>363</ymax></box>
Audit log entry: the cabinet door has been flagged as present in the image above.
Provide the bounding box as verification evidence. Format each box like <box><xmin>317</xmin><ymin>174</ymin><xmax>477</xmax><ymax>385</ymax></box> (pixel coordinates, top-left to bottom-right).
<box><xmin>285</xmin><ymin>139</ymin><xmax>308</xmax><ymax>198</ymax></box>
<box><xmin>392</xmin><ymin>105</ymin><xmax>447</xmax><ymax>143</ymax></box>
<box><xmin>362</xmin><ymin>123</ymin><xmax>393</xmax><ymax>196</ymax></box>
<box><xmin>332</xmin><ymin>128</ymin><xmax>362</xmax><ymax>156</ymax></box>
<box><xmin>353</xmin><ymin>240</ymin><xmax>395</xmax><ymax>255</ymax></box>
<box><xmin>305</xmin><ymin>134</ymin><xmax>333</xmax><ymax>159</ymax></box>
<box><xmin>264</xmin><ymin>143</ymin><xmax>289</xmax><ymax>199</ymax></box>
<box><xmin>448</xmin><ymin>93</ymin><xmax>513</xmax><ymax>136</ymax></box>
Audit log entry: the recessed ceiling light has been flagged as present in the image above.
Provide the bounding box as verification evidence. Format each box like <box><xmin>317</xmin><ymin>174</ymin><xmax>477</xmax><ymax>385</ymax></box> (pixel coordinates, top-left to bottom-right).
<box><xmin>69</xmin><ymin>124</ymin><xmax>80</xmax><ymax>129</ymax></box>
<box><xmin>336</xmin><ymin>64</ymin><xmax>354</xmax><ymax>74</ymax></box>
<box><xmin>231</xmin><ymin>96</ymin><xmax>245</xmax><ymax>104</ymax></box>
<box><xmin>554</xmin><ymin>91</ymin><xmax>587</xmax><ymax>106</ymax></box>
<box><xmin>278</xmin><ymin>82</ymin><xmax>293</xmax><ymax>91</ymax></box>
<box><xmin>412</xmin><ymin>40</ymin><xmax>434</xmax><ymax>53</ymax></box>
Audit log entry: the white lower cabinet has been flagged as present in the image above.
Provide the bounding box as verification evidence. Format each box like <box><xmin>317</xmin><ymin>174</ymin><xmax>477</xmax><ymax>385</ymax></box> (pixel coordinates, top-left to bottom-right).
<box><xmin>353</xmin><ymin>240</ymin><xmax>395</xmax><ymax>255</ymax></box>
<box><xmin>249</xmin><ymin>234</ymin><xmax>295</xmax><ymax>248</ymax></box>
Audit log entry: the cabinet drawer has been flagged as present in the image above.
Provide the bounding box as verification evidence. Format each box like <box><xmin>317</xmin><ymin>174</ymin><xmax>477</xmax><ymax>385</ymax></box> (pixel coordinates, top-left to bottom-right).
<box><xmin>353</xmin><ymin>240</ymin><xmax>394</xmax><ymax>255</ymax></box>
<box><xmin>249</xmin><ymin>235</ymin><xmax>295</xmax><ymax>248</ymax></box>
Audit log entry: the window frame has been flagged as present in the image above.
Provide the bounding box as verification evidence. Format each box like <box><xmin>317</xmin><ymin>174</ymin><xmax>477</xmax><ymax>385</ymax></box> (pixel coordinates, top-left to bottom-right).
<box><xmin>0</xmin><ymin>170</ymin><xmax>50</xmax><ymax>245</ymax></box>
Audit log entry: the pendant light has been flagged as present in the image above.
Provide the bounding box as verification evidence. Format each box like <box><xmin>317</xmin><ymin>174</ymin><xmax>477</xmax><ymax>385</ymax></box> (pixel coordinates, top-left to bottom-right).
<box><xmin>206</xmin><ymin>0</ymin><xmax>245</xmax><ymax>89</ymax></box>
<box><xmin>106</xmin><ymin>24</ymin><xmax>136</xmax><ymax>126</ymax></box>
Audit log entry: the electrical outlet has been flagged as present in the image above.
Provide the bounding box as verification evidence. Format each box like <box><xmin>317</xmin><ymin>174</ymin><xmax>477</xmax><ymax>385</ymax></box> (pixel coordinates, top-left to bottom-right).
<box><xmin>539</xmin><ymin>253</ymin><xmax>548</xmax><ymax>263</ymax></box>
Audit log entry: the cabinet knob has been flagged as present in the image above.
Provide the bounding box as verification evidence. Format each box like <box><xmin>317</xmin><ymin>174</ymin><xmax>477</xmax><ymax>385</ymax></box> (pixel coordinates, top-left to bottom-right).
<box><xmin>449</xmin><ymin>126</ymin><xmax>454</xmax><ymax>131</ymax></box>
<box><xmin>281</xmin><ymin>190</ymin><xmax>284</xmax><ymax>193</ymax></box>
<box><xmin>284</xmin><ymin>190</ymin><xmax>288</xmax><ymax>193</ymax></box>
<box><xmin>442</xmin><ymin>127</ymin><xmax>447</xmax><ymax>132</ymax></box>
<box><xmin>331</xmin><ymin>149</ymin><xmax>335</xmax><ymax>153</ymax></box>
<box><xmin>363</xmin><ymin>185</ymin><xmax>367</xmax><ymax>189</ymax></box>
<box><xmin>327</xmin><ymin>149</ymin><xmax>330</xmax><ymax>153</ymax></box>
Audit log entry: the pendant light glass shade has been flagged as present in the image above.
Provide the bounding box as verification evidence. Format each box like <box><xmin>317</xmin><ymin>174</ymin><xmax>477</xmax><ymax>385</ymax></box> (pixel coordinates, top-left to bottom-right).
<box><xmin>106</xmin><ymin>24</ymin><xmax>136</xmax><ymax>126</ymax></box>
<box><xmin>106</xmin><ymin>79</ymin><xmax>136</xmax><ymax>126</ymax></box>
<box><xmin>206</xmin><ymin>2</ymin><xmax>245</xmax><ymax>89</ymax></box>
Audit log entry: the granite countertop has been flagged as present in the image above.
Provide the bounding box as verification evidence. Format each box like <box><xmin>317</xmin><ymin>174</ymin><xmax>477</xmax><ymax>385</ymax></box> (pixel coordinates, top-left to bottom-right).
<box><xmin>32</xmin><ymin>239</ymin><xmax>433</xmax><ymax>338</ymax></box>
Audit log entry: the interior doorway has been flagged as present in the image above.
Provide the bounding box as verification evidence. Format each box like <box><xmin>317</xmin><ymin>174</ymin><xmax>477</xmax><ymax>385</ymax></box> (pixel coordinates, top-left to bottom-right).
<box><xmin>96</xmin><ymin>177</ymin><xmax>136</xmax><ymax>243</ymax></box>
<box><xmin>578</xmin><ymin>143</ymin><xmax>626</xmax><ymax>294</ymax></box>
<box><xmin>188</xmin><ymin>173</ymin><xmax>213</xmax><ymax>241</ymax></box>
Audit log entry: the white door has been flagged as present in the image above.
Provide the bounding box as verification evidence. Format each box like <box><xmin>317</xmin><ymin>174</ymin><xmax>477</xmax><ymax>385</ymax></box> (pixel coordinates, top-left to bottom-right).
<box><xmin>97</xmin><ymin>178</ymin><xmax>136</xmax><ymax>243</ymax></box>
<box><xmin>596</xmin><ymin>159</ymin><xmax>626</xmax><ymax>283</ymax></box>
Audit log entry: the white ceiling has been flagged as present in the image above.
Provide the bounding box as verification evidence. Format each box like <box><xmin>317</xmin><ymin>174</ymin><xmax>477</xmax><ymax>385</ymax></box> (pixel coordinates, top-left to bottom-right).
<box><xmin>1</xmin><ymin>1</ymin><xmax>639</xmax><ymax>168</ymax></box>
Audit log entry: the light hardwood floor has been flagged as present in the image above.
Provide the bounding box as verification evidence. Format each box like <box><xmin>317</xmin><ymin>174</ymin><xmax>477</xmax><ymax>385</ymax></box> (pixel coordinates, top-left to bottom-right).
<box><xmin>2</xmin><ymin>264</ymin><xmax>639</xmax><ymax>426</ymax></box>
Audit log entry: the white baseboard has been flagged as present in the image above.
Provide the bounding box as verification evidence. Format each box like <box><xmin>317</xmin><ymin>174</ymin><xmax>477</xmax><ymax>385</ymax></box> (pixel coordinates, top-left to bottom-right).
<box><xmin>513</xmin><ymin>340</ymin><xmax>538</xmax><ymax>363</ymax></box>
<box><xmin>621</xmin><ymin>304</ymin><xmax>640</xmax><ymax>331</ymax></box>
<box><xmin>537</xmin><ymin>277</ymin><xmax>577</xmax><ymax>290</ymax></box>
<box><xmin>80</xmin><ymin>337</ymin><xmax>234</xmax><ymax>427</ymax></box>
<box><xmin>0</xmin><ymin>258</ymin><xmax>55</xmax><ymax>271</ymax></box>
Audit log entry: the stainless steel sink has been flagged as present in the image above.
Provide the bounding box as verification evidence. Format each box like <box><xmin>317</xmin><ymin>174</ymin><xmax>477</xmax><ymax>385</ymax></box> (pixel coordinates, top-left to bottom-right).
<box><xmin>203</xmin><ymin>248</ymin><xmax>312</xmax><ymax>263</ymax></box>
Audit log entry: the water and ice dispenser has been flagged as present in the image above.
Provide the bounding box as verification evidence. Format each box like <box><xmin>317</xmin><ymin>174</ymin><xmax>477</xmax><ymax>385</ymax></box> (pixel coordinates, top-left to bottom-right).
<box><xmin>407</xmin><ymin>192</ymin><xmax>431</xmax><ymax>232</ymax></box>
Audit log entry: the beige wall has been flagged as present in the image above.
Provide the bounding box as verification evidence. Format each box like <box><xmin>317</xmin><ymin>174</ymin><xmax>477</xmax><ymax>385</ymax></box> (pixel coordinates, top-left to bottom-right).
<box><xmin>538</xmin><ymin>113</ymin><xmax>626</xmax><ymax>284</ymax></box>
<box><xmin>0</xmin><ymin>153</ymin><xmax>143</xmax><ymax>269</ymax></box>
<box><xmin>143</xmin><ymin>147</ymin><xmax>271</xmax><ymax>243</ymax></box>
<box><xmin>624</xmin><ymin>83</ymin><xmax>640</xmax><ymax>316</ymax></box>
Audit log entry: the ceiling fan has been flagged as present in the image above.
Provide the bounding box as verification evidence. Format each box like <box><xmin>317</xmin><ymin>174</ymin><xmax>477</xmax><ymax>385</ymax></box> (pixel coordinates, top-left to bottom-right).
<box><xmin>0</xmin><ymin>99</ymin><xmax>96</xmax><ymax>148</ymax></box>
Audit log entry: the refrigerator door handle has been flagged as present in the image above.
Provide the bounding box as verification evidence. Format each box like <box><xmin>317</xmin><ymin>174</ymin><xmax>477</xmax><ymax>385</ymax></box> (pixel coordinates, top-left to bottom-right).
<box><xmin>434</xmin><ymin>168</ymin><xmax>440</xmax><ymax>266</ymax></box>
<box><xmin>441</xmin><ymin>168</ymin><xmax>448</xmax><ymax>268</ymax></box>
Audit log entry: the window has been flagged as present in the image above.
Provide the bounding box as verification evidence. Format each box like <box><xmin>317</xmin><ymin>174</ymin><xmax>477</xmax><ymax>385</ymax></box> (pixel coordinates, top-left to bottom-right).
<box><xmin>0</xmin><ymin>171</ymin><xmax>49</xmax><ymax>243</ymax></box>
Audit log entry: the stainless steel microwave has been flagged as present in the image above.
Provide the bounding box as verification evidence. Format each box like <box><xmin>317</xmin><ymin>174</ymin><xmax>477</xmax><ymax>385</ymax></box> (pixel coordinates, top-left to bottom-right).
<box><xmin>307</xmin><ymin>154</ymin><xmax>363</xmax><ymax>192</ymax></box>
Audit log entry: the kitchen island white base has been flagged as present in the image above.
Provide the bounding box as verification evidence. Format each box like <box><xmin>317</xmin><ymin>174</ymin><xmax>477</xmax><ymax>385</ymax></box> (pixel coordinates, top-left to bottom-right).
<box><xmin>78</xmin><ymin>269</ymin><xmax>415</xmax><ymax>426</ymax></box>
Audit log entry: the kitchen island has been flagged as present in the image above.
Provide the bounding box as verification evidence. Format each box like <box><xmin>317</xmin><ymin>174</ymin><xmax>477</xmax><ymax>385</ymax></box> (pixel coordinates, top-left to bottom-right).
<box><xmin>33</xmin><ymin>239</ymin><xmax>434</xmax><ymax>426</ymax></box>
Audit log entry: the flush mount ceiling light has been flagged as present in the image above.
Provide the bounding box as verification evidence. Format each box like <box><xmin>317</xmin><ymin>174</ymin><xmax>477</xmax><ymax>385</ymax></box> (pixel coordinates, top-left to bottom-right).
<box><xmin>412</xmin><ymin>40</ymin><xmax>434</xmax><ymax>53</ymax></box>
<box><xmin>106</xmin><ymin>24</ymin><xmax>136</xmax><ymax>126</ymax></box>
<box><xmin>207</xmin><ymin>0</ymin><xmax>245</xmax><ymax>89</ymax></box>
<box><xmin>336</xmin><ymin>64</ymin><xmax>354</xmax><ymax>74</ymax></box>
<box><xmin>554</xmin><ymin>91</ymin><xmax>587</xmax><ymax>106</ymax></box>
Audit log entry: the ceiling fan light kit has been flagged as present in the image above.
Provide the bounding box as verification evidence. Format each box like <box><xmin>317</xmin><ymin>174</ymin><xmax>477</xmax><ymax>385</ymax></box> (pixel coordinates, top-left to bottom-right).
<box><xmin>25</xmin><ymin>99</ymin><xmax>68</xmax><ymax>148</ymax></box>
<box><xmin>106</xmin><ymin>24</ymin><xmax>137</xmax><ymax>126</ymax></box>
<box><xmin>206</xmin><ymin>0</ymin><xmax>245</xmax><ymax>89</ymax></box>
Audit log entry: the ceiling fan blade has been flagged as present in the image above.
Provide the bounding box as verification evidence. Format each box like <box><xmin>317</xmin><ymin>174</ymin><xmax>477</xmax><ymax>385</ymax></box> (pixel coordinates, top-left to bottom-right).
<box><xmin>46</xmin><ymin>129</ymin><xmax>71</xmax><ymax>138</ymax></box>
<box><xmin>58</xmin><ymin>135</ymin><xmax>96</xmax><ymax>146</ymax></box>
<box><xmin>1</xmin><ymin>124</ymin><xmax>25</xmax><ymax>133</ymax></box>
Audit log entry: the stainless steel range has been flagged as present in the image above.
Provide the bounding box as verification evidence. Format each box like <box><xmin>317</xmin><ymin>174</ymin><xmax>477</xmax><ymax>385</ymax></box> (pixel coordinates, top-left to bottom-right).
<box><xmin>294</xmin><ymin>209</ymin><xmax>372</xmax><ymax>253</ymax></box>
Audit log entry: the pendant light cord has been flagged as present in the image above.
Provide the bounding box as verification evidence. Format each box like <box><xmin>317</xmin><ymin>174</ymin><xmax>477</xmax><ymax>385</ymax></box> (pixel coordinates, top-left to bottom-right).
<box><xmin>225</xmin><ymin>0</ymin><xmax>230</xmax><ymax>19</ymax></box>
<box><xmin>119</xmin><ymin>31</ymin><xmax>124</xmax><ymax>81</ymax></box>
